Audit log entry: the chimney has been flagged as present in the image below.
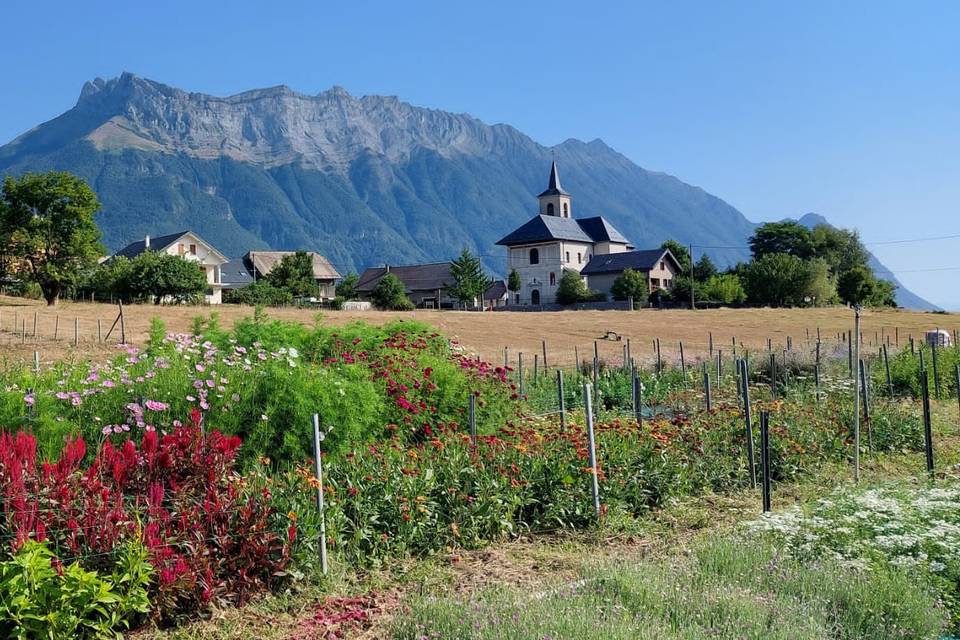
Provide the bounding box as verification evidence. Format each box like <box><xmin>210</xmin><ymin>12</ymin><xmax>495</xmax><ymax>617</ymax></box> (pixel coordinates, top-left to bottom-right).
<box><xmin>144</xmin><ymin>234</ymin><xmax>151</xmax><ymax>248</ymax></box>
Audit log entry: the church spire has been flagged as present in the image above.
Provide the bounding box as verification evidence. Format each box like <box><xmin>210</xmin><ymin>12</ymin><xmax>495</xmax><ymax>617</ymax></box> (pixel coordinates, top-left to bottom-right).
<box><xmin>537</xmin><ymin>160</ymin><xmax>572</xmax><ymax>217</ymax></box>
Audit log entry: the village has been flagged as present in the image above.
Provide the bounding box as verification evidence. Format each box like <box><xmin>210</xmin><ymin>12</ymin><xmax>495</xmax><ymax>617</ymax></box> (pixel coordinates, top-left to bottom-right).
<box><xmin>107</xmin><ymin>162</ymin><xmax>680</xmax><ymax>310</ymax></box>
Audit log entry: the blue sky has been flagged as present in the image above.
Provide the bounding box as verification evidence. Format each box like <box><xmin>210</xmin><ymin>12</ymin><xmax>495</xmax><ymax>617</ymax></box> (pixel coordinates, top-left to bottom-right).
<box><xmin>2</xmin><ymin>0</ymin><xmax>958</xmax><ymax>308</ymax></box>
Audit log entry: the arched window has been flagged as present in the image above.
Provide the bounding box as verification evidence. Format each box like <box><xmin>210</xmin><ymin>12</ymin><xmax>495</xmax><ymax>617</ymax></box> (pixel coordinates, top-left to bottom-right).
<box><xmin>563</xmin><ymin>203</ymin><xmax>568</xmax><ymax>217</ymax></box>
<box><xmin>531</xmin><ymin>289</ymin><xmax>541</xmax><ymax>305</ymax></box>
<box><xmin>547</xmin><ymin>203</ymin><xmax>555</xmax><ymax>216</ymax></box>
<box><xmin>529</xmin><ymin>248</ymin><xmax>540</xmax><ymax>264</ymax></box>
<box><xmin>549</xmin><ymin>272</ymin><xmax>556</xmax><ymax>286</ymax></box>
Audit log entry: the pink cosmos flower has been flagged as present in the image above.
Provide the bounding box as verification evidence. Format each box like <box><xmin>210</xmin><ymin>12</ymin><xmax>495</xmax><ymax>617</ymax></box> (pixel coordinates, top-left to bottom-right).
<box><xmin>144</xmin><ymin>400</ymin><xmax>168</xmax><ymax>411</ymax></box>
<box><xmin>24</xmin><ymin>394</ymin><xmax>35</xmax><ymax>406</ymax></box>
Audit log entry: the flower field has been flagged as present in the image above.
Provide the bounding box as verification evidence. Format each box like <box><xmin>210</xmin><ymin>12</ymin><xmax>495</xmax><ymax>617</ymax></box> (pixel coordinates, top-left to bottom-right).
<box><xmin>0</xmin><ymin>310</ymin><xmax>954</xmax><ymax>638</ymax></box>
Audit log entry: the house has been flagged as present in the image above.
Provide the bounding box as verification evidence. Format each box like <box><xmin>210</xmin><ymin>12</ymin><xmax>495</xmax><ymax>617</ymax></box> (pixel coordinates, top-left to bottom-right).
<box><xmin>113</xmin><ymin>231</ymin><xmax>229</xmax><ymax>304</ymax></box>
<box><xmin>222</xmin><ymin>251</ymin><xmax>341</xmax><ymax>300</ymax></box>
<box><xmin>356</xmin><ymin>262</ymin><xmax>455</xmax><ymax>308</ymax></box>
<box><xmin>580</xmin><ymin>248</ymin><xmax>682</xmax><ymax>298</ymax></box>
<box><xmin>496</xmin><ymin>162</ymin><xmax>642</xmax><ymax>305</ymax></box>
<box><xmin>483</xmin><ymin>280</ymin><xmax>510</xmax><ymax>309</ymax></box>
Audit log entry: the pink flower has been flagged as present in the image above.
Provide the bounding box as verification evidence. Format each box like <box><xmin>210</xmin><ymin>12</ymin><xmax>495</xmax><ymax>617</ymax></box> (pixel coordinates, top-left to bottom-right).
<box><xmin>101</xmin><ymin>380</ymin><xmax>116</xmax><ymax>388</ymax></box>
<box><xmin>101</xmin><ymin>426</ymin><xmax>112</xmax><ymax>435</ymax></box>
<box><xmin>144</xmin><ymin>400</ymin><xmax>168</xmax><ymax>411</ymax></box>
<box><xmin>24</xmin><ymin>394</ymin><xmax>35</xmax><ymax>406</ymax></box>
<box><xmin>195</xmin><ymin>363</ymin><xmax>206</xmax><ymax>372</ymax></box>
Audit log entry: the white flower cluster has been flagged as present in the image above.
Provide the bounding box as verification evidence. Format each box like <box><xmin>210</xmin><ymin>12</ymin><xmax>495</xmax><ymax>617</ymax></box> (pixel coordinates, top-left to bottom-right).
<box><xmin>744</xmin><ymin>479</ymin><xmax>960</xmax><ymax>577</ymax></box>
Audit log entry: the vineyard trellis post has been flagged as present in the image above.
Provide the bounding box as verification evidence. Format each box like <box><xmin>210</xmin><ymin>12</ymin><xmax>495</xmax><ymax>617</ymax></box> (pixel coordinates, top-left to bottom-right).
<box><xmin>311</xmin><ymin>413</ymin><xmax>329</xmax><ymax>576</ymax></box>
<box><xmin>859</xmin><ymin>359</ymin><xmax>872</xmax><ymax>453</ymax></box>
<box><xmin>468</xmin><ymin>394</ymin><xmax>477</xmax><ymax>447</ymax></box>
<box><xmin>703</xmin><ymin>364</ymin><xmax>712</xmax><ymax>411</ymax></box>
<box><xmin>882</xmin><ymin>344</ymin><xmax>893</xmax><ymax>396</ymax></box>
<box><xmin>852</xmin><ymin>306</ymin><xmax>861</xmax><ymax>483</ymax></box>
<box><xmin>582</xmin><ymin>384</ymin><xmax>601</xmax><ymax>519</ymax></box>
<box><xmin>760</xmin><ymin>411</ymin><xmax>771</xmax><ymax>512</ymax></box>
<box><xmin>556</xmin><ymin>370</ymin><xmax>566</xmax><ymax>431</ymax></box>
<box><xmin>920</xmin><ymin>363</ymin><xmax>934</xmax><ymax>478</ymax></box>
<box><xmin>740</xmin><ymin>359</ymin><xmax>757</xmax><ymax>489</ymax></box>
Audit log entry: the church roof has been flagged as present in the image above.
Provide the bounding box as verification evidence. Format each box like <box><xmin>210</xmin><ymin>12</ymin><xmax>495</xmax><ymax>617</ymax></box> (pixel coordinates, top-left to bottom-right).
<box><xmin>537</xmin><ymin>160</ymin><xmax>570</xmax><ymax>197</ymax></box>
<box><xmin>496</xmin><ymin>215</ymin><xmax>631</xmax><ymax>247</ymax></box>
<box><xmin>581</xmin><ymin>248</ymin><xmax>680</xmax><ymax>275</ymax></box>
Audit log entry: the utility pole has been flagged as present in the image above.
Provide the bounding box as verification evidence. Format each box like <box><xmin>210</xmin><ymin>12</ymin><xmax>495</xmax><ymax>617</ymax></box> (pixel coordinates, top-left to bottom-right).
<box><xmin>689</xmin><ymin>244</ymin><xmax>696</xmax><ymax>310</ymax></box>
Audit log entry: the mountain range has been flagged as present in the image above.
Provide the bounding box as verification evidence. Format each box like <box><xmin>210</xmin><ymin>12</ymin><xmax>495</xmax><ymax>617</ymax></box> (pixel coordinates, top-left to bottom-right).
<box><xmin>0</xmin><ymin>72</ymin><xmax>937</xmax><ymax>310</ymax></box>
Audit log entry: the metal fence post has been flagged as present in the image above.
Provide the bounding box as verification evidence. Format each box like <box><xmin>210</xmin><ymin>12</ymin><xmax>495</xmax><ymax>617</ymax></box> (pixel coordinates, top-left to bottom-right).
<box><xmin>468</xmin><ymin>394</ymin><xmax>477</xmax><ymax>447</ymax></box>
<box><xmin>311</xmin><ymin>413</ymin><xmax>329</xmax><ymax>576</ymax></box>
<box><xmin>740</xmin><ymin>359</ymin><xmax>757</xmax><ymax>489</ymax></box>
<box><xmin>582</xmin><ymin>384</ymin><xmax>601</xmax><ymax>519</ymax></box>
<box><xmin>557</xmin><ymin>369</ymin><xmax>566</xmax><ymax>431</ymax></box>
<box><xmin>921</xmin><ymin>366</ymin><xmax>934</xmax><ymax>478</ymax></box>
<box><xmin>760</xmin><ymin>411</ymin><xmax>771</xmax><ymax>512</ymax></box>
<box><xmin>852</xmin><ymin>307</ymin><xmax>861</xmax><ymax>483</ymax></box>
<box><xmin>703</xmin><ymin>365</ymin><xmax>712</xmax><ymax>411</ymax></box>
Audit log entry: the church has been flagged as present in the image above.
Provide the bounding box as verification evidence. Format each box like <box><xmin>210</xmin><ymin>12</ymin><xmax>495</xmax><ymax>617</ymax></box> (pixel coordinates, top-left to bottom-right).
<box><xmin>496</xmin><ymin>162</ymin><xmax>680</xmax><ymax>306</ymax></box>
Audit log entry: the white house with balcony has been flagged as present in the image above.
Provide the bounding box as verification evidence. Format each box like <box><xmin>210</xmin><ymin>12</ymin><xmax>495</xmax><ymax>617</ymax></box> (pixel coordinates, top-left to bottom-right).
<box><xmin>496</xmin><ymin>162</ymin><xmax>635</xmax><ymax>305</ymax></box>
<box><xmin>113</xmin><ymin>230</ymin><xmax>229</xmax><ymax>304</ymax></box>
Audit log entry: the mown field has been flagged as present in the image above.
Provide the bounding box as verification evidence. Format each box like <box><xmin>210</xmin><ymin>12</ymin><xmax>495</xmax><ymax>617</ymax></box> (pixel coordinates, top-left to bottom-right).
<box><xmin>0</xmin><ymin>295</ymin><xmax>955</xmax><ymax>365</ymax></box>
<box><xmin>0</xmin><ymin>298</ymin><xmax>957</xmax><ymax>639</ymax></box>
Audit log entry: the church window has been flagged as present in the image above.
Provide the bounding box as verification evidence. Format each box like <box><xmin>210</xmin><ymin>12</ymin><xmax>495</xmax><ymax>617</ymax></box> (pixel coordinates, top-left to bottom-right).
<box><xmin>549</xmin><ymin>272</ymin><xmax>556</xmax><ymax>286</ymax></box>
<box><xmin>563</xmin><ymin>202</ymin><xmax>568</xmax><ymax>217</ymax></box>
<box><xmin>577</xmin><ymin>252</ymin><xmax>582</xmax><ymax>264</ymax></box>
<box><xmin>529</xmin><ymin>248</ymin><xmax>540</xmax><ymax>264</ymax></box>
<box><xmin>565</xmin><ymin>251</ymin><xmax>570</xmax><ymax>263</ymax></box>
<box><xmin>547</xmin><ymin>203</ymin><xmax>555</xmax><ymax>215</ymax></box>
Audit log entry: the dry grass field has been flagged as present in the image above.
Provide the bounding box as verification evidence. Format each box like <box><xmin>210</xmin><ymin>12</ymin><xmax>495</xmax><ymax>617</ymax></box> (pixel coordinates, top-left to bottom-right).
<box><xmin>0</xmin><ymin>295</ymin><xmax>955</xmax><ymax>367</ymax></box>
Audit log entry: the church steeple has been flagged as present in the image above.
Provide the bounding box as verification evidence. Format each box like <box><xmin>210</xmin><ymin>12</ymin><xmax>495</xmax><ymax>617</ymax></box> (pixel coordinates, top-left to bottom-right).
<box><xmin>538</xmin><ymin>161</ymin><xmax>572</xmax><ymax>218</ymax></box>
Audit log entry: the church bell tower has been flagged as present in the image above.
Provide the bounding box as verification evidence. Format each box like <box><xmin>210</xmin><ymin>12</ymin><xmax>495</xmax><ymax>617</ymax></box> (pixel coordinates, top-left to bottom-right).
<box><xmin>538</xmin><ymin>160</ymin><xmax>572</xmax><ymax>218</ymax></box>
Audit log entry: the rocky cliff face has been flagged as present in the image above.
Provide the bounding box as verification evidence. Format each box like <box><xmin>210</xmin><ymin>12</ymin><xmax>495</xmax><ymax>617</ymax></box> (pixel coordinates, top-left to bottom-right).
<box><xmin>0</xmin><ymin>73</ymin><xmax>937</xmax><ymax>309</ymax></box>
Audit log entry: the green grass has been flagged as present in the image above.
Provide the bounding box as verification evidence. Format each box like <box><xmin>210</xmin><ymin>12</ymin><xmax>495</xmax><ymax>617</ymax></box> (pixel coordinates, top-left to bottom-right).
<box><xmin>394</xmin><ymin>538</ymin><xmax>947</xmax><ymax>640</ymax></box>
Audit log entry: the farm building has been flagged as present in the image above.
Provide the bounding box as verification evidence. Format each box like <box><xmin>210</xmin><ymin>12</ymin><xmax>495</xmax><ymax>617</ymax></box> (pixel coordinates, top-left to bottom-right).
<box><xmin>356</xmin><ymin>262</ymin><xmax>456</xmax><ymax>309</ymax></box>
<box><xmin>113</xmin><ymin>231</ymin><xmax>229</xmax><ymax>304</ymax></box>
<box><xmin>580</xmin><ymin>248</ymin><xmax>682</xmax><ymax>297</ymax></box>
<box><xmin>221</xmin><ymin>251</ymin><xmax>341</xmax><ymax>301</ymax></box>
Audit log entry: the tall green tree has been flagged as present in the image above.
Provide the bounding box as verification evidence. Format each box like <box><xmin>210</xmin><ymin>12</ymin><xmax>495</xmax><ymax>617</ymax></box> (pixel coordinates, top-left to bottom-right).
<box><xmin>0</xmin><ymin>172</ymin><xmax>104</xmax><ymax>305</ymax></box>
<box><xmin>335</xmin><ymin>273</ymin><xmax>359</xmax><ymax>300</ymax></box>
<box><xmin>507</xmin><ymin>268</ymin><xmax>521</xmax><ymax>294</ymax></box>
<box><xmin>749</xmin><ymin>222</ymin><xmax>815</xmax><ymax>260</ymax></box>
<box><xmin>810</xmin><ymin>224</ymin><xmax>870</xmax><ymax>276</ymax></box>
<box><xmin>448</xmin><ymin>249</ymin><xmax>492</xmax><ymax>308</ymax></box>
<box><xmin>555</xmin><ymin>271</ymin><xmax>593</xmax><ymax>304</ymax></box>
<box><xmin>125</xmin><ymin>252</ymin><xmax>208</xmax><ymax>304</ymax></box>
<box><xmin>371</xmin><ymin>273</ymin><xmax>414</xmax><ymax>310</ymax></box>
<box><xmin>701</xmin><ymin>274</ymin><xmax>746</xmax><ymax>304</ymax></box>
<box><xmin>693</xmin><ymin>254</ymin><xmax>718</xmax><ymax>282</ymax></box>
<box><xmin>742</xmin><ymin>253</ymin><xmax>811</xmax><ymax>306</ymax></box>
<box><xmin>610</xmin><ymin>268</ymin><xmax>647</xmax><ymax>301</ymax></box>
<box><xmin>660</xmin><ymin>240</ymin><xmax>692</xmax><ymax>274</ymax></box>
<box><xmin>267</xmin><ymin>251</ymin><xmax>316</xmax><ymax>297</ymax></box>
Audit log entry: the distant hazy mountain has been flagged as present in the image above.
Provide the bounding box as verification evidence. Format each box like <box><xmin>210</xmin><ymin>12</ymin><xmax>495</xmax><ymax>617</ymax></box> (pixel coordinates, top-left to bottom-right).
<box><xmin>0</xmin><ymin>73</ymin><xmax>937</xmax><ymax>309</ymax></box>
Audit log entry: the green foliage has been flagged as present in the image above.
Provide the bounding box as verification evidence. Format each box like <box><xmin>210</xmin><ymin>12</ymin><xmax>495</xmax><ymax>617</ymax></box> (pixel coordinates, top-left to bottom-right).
<box><xmin>507</xmin><ymin>268</ymin><xmax>521</xmax><ymax>293</ymax></box>
<box><xmin>335</xmin><ymin>272</ymin><xmax>359</xmax><ymax>300</ymax></box>
<box><xmin>660</xmin><ymin>239</ymin><xmax>691</xmax><ymax>274</ymax></box>
<box><xmin>371</xmin><ymin>273</ymin><xmax>414</xmax><ymax>310</ymax></box>
<box><xmin>447</xmin><ymin>248</ymin><xmax>492</xmax><ymax>307</ymax></box>
<box><xmin>610</xmin><ymin>268</ymin><xmax>647</xmax><ymax>301</ymax></box>
<box><xmin>700</xmin><ymin>273</ymin><xmax>746</xmax><ymax>304</ymax></box>
<box><xmin>837</xmin><ymin>265</ymin><xmax>895</xmax><ymax>307</ymax></box>
<box><xmin>0</xmin><ymin>171</ymin><xmax>104</xmax><ymax>306</ymax></box>
<box><xmin>124</xmin><ymin>252</ymin><xmax>208</xmax><ymax>304</ymax></box>
<box><xmin>395</xmin><ymin>538</ymin><xmax>944</xmax><ymax>639</ymax></box>
<box><xmin>804</xmin><ymin>257</ymin><xmax>838</xmax><ymax>305</ymax></box>
<box><xmin>266</xmin><ymin>251</ymin><xmax>315</xmax><ymax>297</ymax></box>
<box><xmin>556</xmin><ymin>270</ymin><xmax>594</xmax><ymax>304</ymax></box>
<box><xmin>692</xmin><ymin>254</ymin><xmax>717</xmax><ymax>282</ymax></box>
<box><xmin>749</xmin><ymin>221</ymin><xmax>815</xmax><ymax>260</ymax></box>
<box><xmin>0</xmin><ymin>540</ymin><xmax>152</xmax><ymax>639</ymax></box>
<box><xmin>222</xmin><ymin>280</ymin><xmax>293</xmax><ymax>306</ymax></box>
<box><xmin>742</xmin><ymin>253</ymin><xmax>811</xmax><ymax>305</ymax></box>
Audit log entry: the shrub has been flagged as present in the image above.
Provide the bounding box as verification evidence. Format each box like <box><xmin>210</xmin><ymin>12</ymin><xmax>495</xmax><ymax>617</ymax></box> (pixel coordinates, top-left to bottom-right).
<box><xmin>223</xmin><ymin>280</ymin><xmax>293</xmax><ymax>306</ymax></box>
<box><xmin>556</xmin><ymin>271</ymin><xmax>596</xmax><ymax>304</ymax></box>
<box><xmin>700</xmin><ymin>274</ymin><xmax>746</xmax><ymax>304</ymax></box>
<box><xmin>0</xmin><ymin>540</ymin><xmax>152</xmax><ymax>639</ymax></box>
<box><xmin>371</xmin><ymin>273</ymin><xmax>414</xmax><ymax>310</ymax></box>
<box><xmin>0</xmin><ymin>419</ymin><xmax>293</xmax><ymax>623</ymax></box>
<box><xmin>610</xmin><ymin>269</ymin><xmax>647</xmax><ymax>301</ymax></box>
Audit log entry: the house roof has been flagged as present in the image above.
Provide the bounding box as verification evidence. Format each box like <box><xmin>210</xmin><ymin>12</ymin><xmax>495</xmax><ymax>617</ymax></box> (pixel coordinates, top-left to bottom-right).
<box><xmin>244</xmin><ymin>251</ymin><xmax>340</xmax><ymax>280</ymax></box>
<box><xmin>113</xmin><ymin>230</ymin><xmax>229</xmax><ymax>263</ymax></box>
<box><xmin>484</xmin><ymin>280</ymin><xmax>508</xmax><ymax>301</ymax></box>
<box><xmin>356</xmin><ymin>262</ymin><xmax>454</xmax><ymax>293</ymax></box>
<box><xmin>537</xmin><ymin>160</ymin><xmax>570</xmax><ymax>197</ymax></box>
<box><xmin>496</xmin><ymin>215</ymin><xmax>631</xmax><ymax>247</ymax></box>
<box><xmin>220</xmin><ymin>258</ymin><xmax>255</xmax><ymax>289</ymax></box>
<box><xmin>581</xmin><ymin>248</ymin><xmax>680</xmax><ymax>275</ymax></box>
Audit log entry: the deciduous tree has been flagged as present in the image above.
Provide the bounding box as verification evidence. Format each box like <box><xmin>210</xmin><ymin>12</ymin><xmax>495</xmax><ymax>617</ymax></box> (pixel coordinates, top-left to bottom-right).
<box><xmin>0</xmin><ymin>172</ymin><xmax>104</xmax><ymax>306</ymax></box>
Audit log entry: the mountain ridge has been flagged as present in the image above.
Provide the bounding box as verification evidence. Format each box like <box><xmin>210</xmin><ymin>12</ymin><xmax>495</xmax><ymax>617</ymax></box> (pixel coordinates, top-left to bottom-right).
<box><xmin>0</xmin><ymin>73</ymin><xmax>939</xmax><ymax>310</ymax></box>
